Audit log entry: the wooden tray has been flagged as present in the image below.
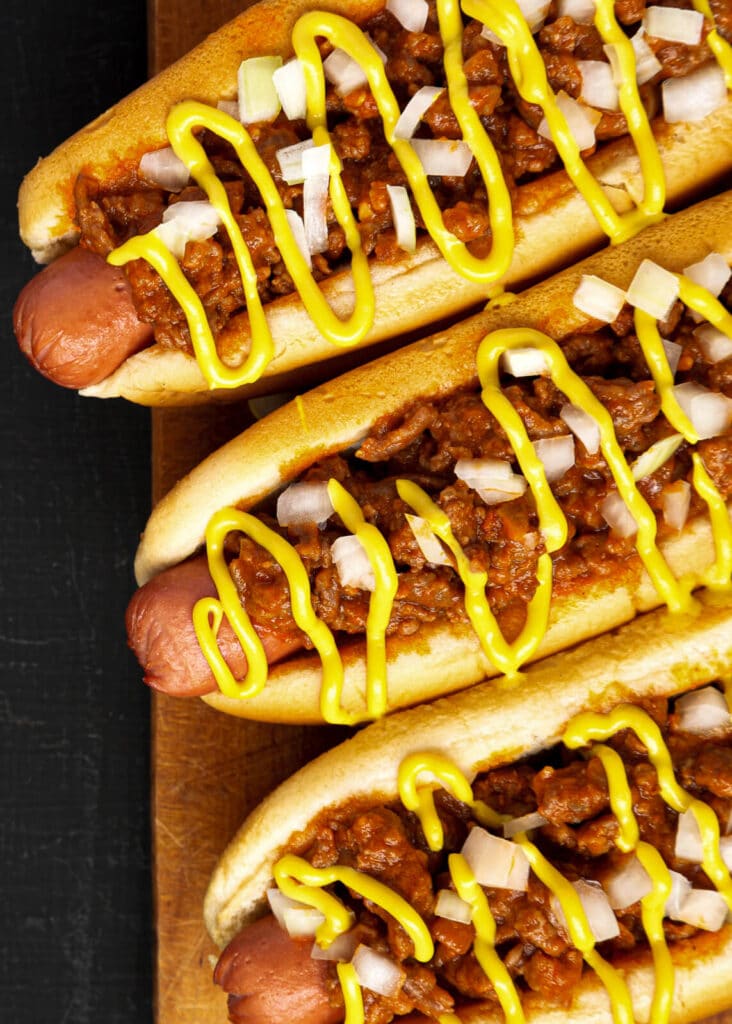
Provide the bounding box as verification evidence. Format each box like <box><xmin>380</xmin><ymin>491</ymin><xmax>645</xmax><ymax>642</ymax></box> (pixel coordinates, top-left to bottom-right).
<box><xmin>147</xmin><ymin>4</ymin><xmax>732</xmax><ymax>1023</ymax></box>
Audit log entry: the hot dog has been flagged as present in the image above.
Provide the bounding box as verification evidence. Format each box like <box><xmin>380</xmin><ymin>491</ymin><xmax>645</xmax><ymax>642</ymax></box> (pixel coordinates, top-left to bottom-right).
<box><xmin>204</xmin><ymin>597</ymin><xmax>732</xmax><ymax>1024</ymax></box>
<box><xmin>13</xmin><ymin>0</ymin><xmax>732</xmax><ymax>404</ymax></box>
<box><xmin>126</xmin><ymin>192</ymin><xmax>732</xmax><ymax>723</ymax></box>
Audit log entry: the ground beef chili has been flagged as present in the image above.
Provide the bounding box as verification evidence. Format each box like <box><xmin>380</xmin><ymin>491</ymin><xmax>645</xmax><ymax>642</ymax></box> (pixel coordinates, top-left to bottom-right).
<box><xmin>217</xmin><ymin>690</ymin><xmax>732</xmax><ymax>1023</ymax></box>
<box><xmin>74</xmin><ymin>0</ymin><xmax>720</xmax><ymax>362</ymax></box>
<box><xmin>220</xmin><ymin>287</ymin><xmax>732</xmax><ymax>653</ymax></box>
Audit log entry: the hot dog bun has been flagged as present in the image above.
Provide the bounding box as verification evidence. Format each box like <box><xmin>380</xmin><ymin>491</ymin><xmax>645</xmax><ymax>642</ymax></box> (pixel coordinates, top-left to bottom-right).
<box><xmin>127</xmin><ymin>192</ymin><xmax>732</xmax><ymax>723</ymax></box>
<box><xmin>15</xmin><ymin>0</ymin><xmax>732</xmax><ymax>404</ymax></box>
<box><xmin>204</xmin><ymin>596</ymin><xmax>732</xmax><ymax>1024</ymax></box>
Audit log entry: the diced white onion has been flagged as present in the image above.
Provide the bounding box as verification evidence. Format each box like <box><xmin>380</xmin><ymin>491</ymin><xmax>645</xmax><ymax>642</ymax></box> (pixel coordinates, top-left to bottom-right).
<box><xmin>216</xmin><ymin>99</ymin><xmax>241</xmax><ymax>120</ymax></box>
<box><xmin>675</xmin><ymin>808</ymin><xmax>703</xmax><ymax>863</ymax></box>
<box><xmin>502</xmin><ymin>347</ymin><xmax>549</xmax><ymax>377</ymax></box>
<box><xmin>630</xmin><ymin>433</ymin><xmax>683</xmax><ymax>481</ymax></box>
<box><xmin>578</xmin><ymin>60</ymin><xmax>619</xmax><ymax>111</ymax></box>
<box><xmin>478</xmin><ymin>478</ymin><xmax>528</xmax><ymax>506</ymax></box>
<box><xmin>560</xmin><ymin>403</ymin><xmax>601</xmax><ymax>455</ymax></box>
<box><xmin>455</xmin><ymin>457</ymin><xmax>514</xmax><ymax>485</ymax></box>
<box><xmin>394</xmin><ymin>86</ymin><xmax>444</xmax><ymax>140</ymax></box>
<box><xmin>283</xmin><ymin>905</ymin><xmax>326</xmax><ymax>938</ymax></box>
<box><xmin>683</xmin><ymin>253</ymin><xmax>731</xmax><ymax>298</ymax></box>
<box><xmin>386</xmin><ymin>184</ymin><xmax>416</xmax><ymax>253</ymax></box>
<box><xmin>302</xmin><ymin>143</ymin><xmax>332</xmax><ymax>178</ymax></box>
<box><xmin>285</xmin><ymin>209</ymin><xmax>311</xmax><ymax>269</ymax></box>
<box><xmin>720</xmin><ymin>835</ymin><xmax>732</xmax><ymax>870</ymax></box>
<box><xmin>695</xmin><ymin>324</ymin><xmax>732</xmax><ymax>364</ymax></box>
<box><xmin>324</xmin><ymin>47</ymin><xmax>368</xmax><ymax>96</ymax></box>
<box><xmin>539</xmin><ymin>91</ymin><xmax>601</xmax><ymax>153</ymax></box>
<box><xmin>665</xmin><ymin>870</ymin><xmax>692</xmax><ymax>919</ymax></box>
<box><xmin>276</xmin><ymin>481</ymin><xmax>333</xmax><ymax>527</ymax></box>
<box><xmin>405</xmin><ymin>514</ymin><xmax>452</xmax><ymax>565</ymax></box>
<box><xmin>303</xmin><ymin>174</ymin><xmax>330</xmax><ymax>254</ymax></box>
<box><xmin>557</xmin><ymin>0</ymin><xmax>596</xmax><ymax>24</ymax></box>
<box><xmin>331</xmin><ymin>534</ymin><xmax>376</xmax><ymax>591</ymax></box>
<box><xmin>311</xmin><ymin>929</ymin><xmax>359</xmax><ymax>962</ymax></box>
<box><xmin>662</xmin><ymin>338</ymin><xmax>683</xmax><ymax>377</ymax></box>
<box><xmin>643</xmin><ymin>6</ymin><xmax>703</xmax><ymax>45</ymax></box>
<box><xmin>533</xmin><ymin>435</ymin><xmax>575</xmax><ymax>483</ymax></box>
<box><xmin>435</xmin><ymin>889</ymin><xmax>474</xmax><ymax>924</ymax></box>
<box><xmin>276</xmin><ymin>139</ymin><xmax>315</xmax><ymax>185</ymax></box>
<box><xmin>387</xmin><ymin>0</ymin><xmax>429</xmax><ymax>32</ymax></box>
<box><xmin>411</xmin><ymin>138</ymin><xmax>473</xmax><ymax>177</ymax></box>
<box><xmin>154</xmin><ymin>201</ymin><xmax>221</xmax><ymax>258</ymax></box>
<box><xmin>140</xmin><ymin>146</ymin><xmax>190</xmax><ymax>191</ymax></box>
<box><xmin>673</xmin><ymin>382</ymin><xmax>732</xmax><ymax>439</ymax></box>
<box><xmin>503</xmin><ymin>811</ymin><xmax>548</xmax><ymax>838</ymax></box>
<box><xmin>661</xmin><ymin>480</ymin><xmax>691</xmax><ymax>532</ymax></box>
<box><xmin>573</xmin><ymin>274</ymin><xmax>626</xmax><ymax>323</ymax></box>
<box><xmin>625</xmin><ymin>28</ymin><xmax>663</xmax><ymax>85</ymax></box>
<box><xmin>461</xmin><ymin>827</ymin><xmax>530</xmax><ymax>891</ymax></box>
<box><xmin>272</xmin><ymin>59</ymin><xmax>308</xmax><ymax>121</ymax></box>
<box><xmin>675</xmin><ymin>888</ymin><xmax>729</xmax><ymax>931</ymax></box>
<box><xmin>238</xmin><ymin>55</ymin><xmax>282</xmax><ymax>124</ymax></box>
<box><xmin>554</xmin><ymin>880</ymin><xmax>619</xmax><ymax>943</ymax></box>
<box><xmin>604</xmin><ymin>855</ymin><xmax>653</xmax><ymax>910</ymax></box>
<box><xmin>663</xmin><ymin>64</ymin><xmax>728</xmax><ymax>125</ymax></box>
<box><xmin>675</xmin><ymin>686</ymin><xmax>731</xmax><ymax>734</ymax></box>
<box><xmin>601</xmin><ymin>491</ymin><xmax>637</xmax><ymax>537</ymax></box>
<box><xmin>517</xmin><ymin>0</ymin><xmax>552</xmax><ymax>31</ymax></box>
<box><xmin>351</xmin><ymin>945</ymin><xmax>405</xmax><ymax>997</ymax></box>
<box><xmin>626</xmin><ymin>259</ymin><xmax>680</xmax><ymax>321</ymax></box>
<box><xmin>267</xmin><ymin>887</ymin><xmax>309</xmax><ymax>928</ymax></box>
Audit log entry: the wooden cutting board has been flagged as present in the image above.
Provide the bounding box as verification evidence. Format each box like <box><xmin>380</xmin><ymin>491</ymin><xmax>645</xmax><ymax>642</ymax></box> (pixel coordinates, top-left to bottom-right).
<box><xmin>147</xmin><ymin>4</ymin><xmax>732</xmax><ymax>1023</ymax></box>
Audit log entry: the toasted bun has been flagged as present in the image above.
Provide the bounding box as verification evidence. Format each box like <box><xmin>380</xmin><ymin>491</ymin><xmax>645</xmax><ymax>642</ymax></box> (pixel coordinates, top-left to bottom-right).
<box><xmin>204</xmin><ymin>596</ymin><xmax>732</xmax><ymax>1023</ymax></box>
<box><xmin>16</xmin><ymin>0</ymin><xmax>732</xmax><ymax>403</ymax></box>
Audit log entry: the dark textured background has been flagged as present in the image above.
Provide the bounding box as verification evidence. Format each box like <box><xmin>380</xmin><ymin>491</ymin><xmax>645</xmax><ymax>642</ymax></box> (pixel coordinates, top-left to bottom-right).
<box><xmin>1</xmin><ymin>2</ymin><xmax>154</xmax><ymax>1020</ymax></box>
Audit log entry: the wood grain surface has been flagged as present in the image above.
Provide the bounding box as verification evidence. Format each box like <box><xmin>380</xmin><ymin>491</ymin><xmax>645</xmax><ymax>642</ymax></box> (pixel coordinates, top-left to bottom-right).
<box><xmin>147</xmin><ymin>4</ymin><xmax>732</xmax><ymax>1023</ymax></box>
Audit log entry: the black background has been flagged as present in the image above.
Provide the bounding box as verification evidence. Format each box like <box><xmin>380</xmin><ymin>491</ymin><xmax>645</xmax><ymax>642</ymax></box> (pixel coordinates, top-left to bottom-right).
<box><xmin>2</xmin><ymin>2</ymin><xmax>154</xmax><ymax>1020</ymax></box>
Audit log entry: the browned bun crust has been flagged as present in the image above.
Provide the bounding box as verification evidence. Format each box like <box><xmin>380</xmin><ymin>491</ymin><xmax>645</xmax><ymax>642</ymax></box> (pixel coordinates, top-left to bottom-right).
<box><xmin>16</xmin><ymin>0</ymin><xmax>732</xmax><ymax>403</ymax></box>
<box><xmin>204</xmin><ymin>596</ymin><xmax>732</xmax><ymax>1023</ymax></box>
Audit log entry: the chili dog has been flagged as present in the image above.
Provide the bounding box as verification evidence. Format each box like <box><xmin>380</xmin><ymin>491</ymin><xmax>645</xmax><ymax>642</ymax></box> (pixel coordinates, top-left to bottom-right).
<box><xmin>204</xmin><ymin>598</ymin><xmax>732</xmax><ymax>1024</ymax></box>
<box><xmin>13</xmin><ymin>0</ymin><xmax>732</xmax><ymax>404</ymax></box>
<box><xmin>126</xmin><ymin>193</ymin><xmax>732</xmax><ymax>723</ymax></box>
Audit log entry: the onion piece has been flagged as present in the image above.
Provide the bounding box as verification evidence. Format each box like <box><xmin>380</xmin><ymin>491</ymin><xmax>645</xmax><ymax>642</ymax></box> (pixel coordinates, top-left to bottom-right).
<box><xmin>216</xmin><ymin>100</ymin><xmax>241</xmax><ymax>120</ymax></box>
<box><xmin>601</xmin><ymin>491</ymin><xmax>637</xmax><ymax>538</ymax></box>
<box><xmin>331</xmin><ymin>535</ymin><xmax>376</xmax><ymax>591</ymax></box>
<box><xmin>276</xmin><ymin>481</ymin><xmax>333</xmax><ymax>527</ymax></box>
<box><xmin>411</xmin><ymin>138</ymin><xmax>473</xmax><ymax>177</ymax></box>
<box><xmin>660</xmin><ymin>480</ymin><xmax>691</xmax><ymax>532</ymax></box>
<box><xmin>386</xmin><ymin>185</ymin><xmax>416</xmax><ymax>253</ymax></box>
<box><xmin>538</xmin><ymin>91</ymin><xmax>601</xmax><ymax>153</ymax></box>
<box><xmin>387</xmin><ymin>0</ymin><xmax>429</xmax><ymax>32</ymax></box>
<box><xmin>394</xmin><ymin>86</ymin><xmax>444</xmax><ymax>140</ymax></box>
<box><xmin>323</xmin><ymin>47</ymin><xmax>368</xmax><ymax>96</ymax></box>
<box><xmin>284</xmin><ymin>209</ymin><xmax>311</xmax><ymax>269</ymax></box>
<box><xmin>675</xmin><ymin>686</ymin><xmax>731</xmax><ymax>733</ymax></box>
<box><xmin>272</xmin><ymin>59</ymin><xmax>308</xmax><ymax>121</ymax></box>
<box><xmin>303</xmin><ymin>174</ymin><xmax>330</xmax><ymax>254</ymax></box>
<box><xmin>405</xmin><ymin>514</ymin><xmax>452</xmax><ymax>566</ymax></box>
<box><xmin>720</xmin><ymin>835</ymin><xmax>732</xmax><ymax>870</ymax></box>
<box><xmin>665</xmin><ymin>870</ymin><xmax>692</xmax><ymax>919</ymax></box>
<box><xmin>578</xmin><ymin>60</ymin><xmax>619</xmax><ymax>111</ymax></box>
<box><xmin>628</xmin><ymin>28</ymin><xmax>663</xmax><ymax>85</ymax></box>
<box><xmin>694</xmin><ymin>324</ymin><xmax>732</xmax><ymax>364</ymax></box>
<box><xmin>461</xmin><ymin>827</ymin><xmax>530</xmax><ymax>891</ymax></box>
<box><xmin>663</xmin><ymin>64</ymin><xmax>727</xmax><ymax>124</ymax></box>
<box><xmin>675</xmin><ymin>808</ymin><xmax>703</xmax><ymax>863</ymax></box>
<box><xmin>477</xmin><ymin>478</ymin><xmax>528</xmax><ymax>506</ymax></box>
<box><xmin>662</xmin><ymin>338</ymin><xmax>682</xmax><ymax>377</ymax></box>
<box><xmin>604</xmin><ymin>855</ymin><xmax>653</xmax><ymax>910</ymax></box>
<box><xmin>238</xmin><ymin>55</ymin><xmax>282</xmax><ymax>124</ymax></box>
<box><xmin>557</xmin><ymin>0</ymin><xmax>596</xmax><ymax>24</ymax></box>
<box><xmin>311</xmin><ymin>929</ymin><xmax>359</xmax><ymax>962</ymax></box>
<box><xmin>643</xmin><ymin>6</ymin><xmax>703</xmax><ymax>45</ymax></box>
<box><xmin>553</xmin><ymin>880</ymin><xmax>620</xmax><ymax>943</ymax></box>
<box><xmin>351</xmin><ymin>945</ymin><xmax>405</xmax><ymax>997</ymax></box>
<box><xmin>140</xmin><ymin>147</ymin><xmax>190</xmax><ymax>191</ymax></box>
<box><xmin>276</xmin><ymin>139</ymin><xmax>315</xmax><ymax>185</ymax></box>
<box><xmin>435</xmin><ymin>889</ymin><xmax>473</xmax><ymax>924</ymax></box>
<box><xmin>503</xmin><ymin>812</ymin><xmax>548</xmax><ymax>838</ymax></box>
<box><xmin>673</xmin><ymin>382</ymin><xmax>732</xmax><ymax>439</ymax></box>
<box><xmin>573</xmin><ymin>274</ymin><xmax>626</xmax><ymax>323</ymax></box>
<box><xmin>283</xmin><ymin>905</ymin><xmax>326</xmax><ymax>938</ymax></box>
<box><xmin>480</xmin><ymin>0</ymin><xmax>551</xmax><ymax>44</ymax></box>
<box><xmin>630</xmin><ymin>433</ymin><xmax>683</xmax><ymax>481</ymax></box>
<box><xmin>267</xmin><ymin>887</ymin><xmax>309</xmax><ymax>928</ymax></box>
<box><xmin>626</xmin><ymin>259</ymin><xmax>679</xmax><ymax>321</ymax></box>
<box><xmin>532</xmin><ymin>435</ymin><xmax>575</xmax><ymax>483</ymax></box>
<box><xmin>502</xmin><ymin>347</ymin><xmax>549</xmax><ymax>377</ymax></box>
<box><xmin>683</xmin><ymin>253</ymin><xmax>731</xmax><ymax>298</ymax></box>
<box><xmin>455</xmin><ymin>457</ymin><xmax>514</xmax><ymax>485</ymax></box>
<box><xmin>675</xmin><ymin>888</ymin><xmax>729</xmax><ymax>931</ymax></box>
<box><xmin>560</xmin><ymin>403</ymin><xmax>601</xmax><ymax>455</ymax></box>
<box><xmin>302</xmin><ymin>144</ymin><xmax>332</xmax><ymax>178</ymax></box>
<box><xmin>155</xmin><ymin>201</ymin><xmax>221</xmax><ymax>258</ymax></box>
